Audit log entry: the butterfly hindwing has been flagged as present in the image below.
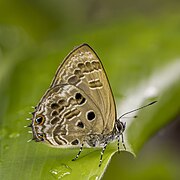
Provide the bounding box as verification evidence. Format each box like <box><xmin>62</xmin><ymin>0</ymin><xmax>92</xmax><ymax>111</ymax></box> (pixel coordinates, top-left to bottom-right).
<box><xmin>35</xmin><ymin>84</ymin><xmax>105</xmax><ymax>146</ymax></box>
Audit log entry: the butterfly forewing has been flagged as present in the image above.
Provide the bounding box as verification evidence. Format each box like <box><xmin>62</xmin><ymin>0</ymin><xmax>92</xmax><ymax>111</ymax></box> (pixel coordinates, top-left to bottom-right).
<box><xmin>51</xmin><ymin>44</ymin><xmax>116</xmax><ymax>132</ymax></box>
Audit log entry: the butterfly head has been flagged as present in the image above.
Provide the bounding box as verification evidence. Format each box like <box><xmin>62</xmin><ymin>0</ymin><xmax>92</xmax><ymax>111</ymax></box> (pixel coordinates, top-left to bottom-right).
<box><xmin>114</xmin><ymin>120</ymin><xmax>126</xmax><ymax>135</ymax></box>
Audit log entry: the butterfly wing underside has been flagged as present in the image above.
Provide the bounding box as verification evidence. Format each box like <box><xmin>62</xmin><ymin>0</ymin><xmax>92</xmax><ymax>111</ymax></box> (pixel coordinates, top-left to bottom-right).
<box><xmin>33</xmin><ymin>44</ymin><xmax>117</xmax><ymax>147</ymax></box>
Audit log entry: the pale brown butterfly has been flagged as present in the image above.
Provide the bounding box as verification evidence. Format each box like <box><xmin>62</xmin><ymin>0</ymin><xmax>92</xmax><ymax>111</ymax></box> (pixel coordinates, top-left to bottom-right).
<box><xmin>28</xmin><ymin>44</ymin><xmax>156</xmax><ymax>166</ymax></box>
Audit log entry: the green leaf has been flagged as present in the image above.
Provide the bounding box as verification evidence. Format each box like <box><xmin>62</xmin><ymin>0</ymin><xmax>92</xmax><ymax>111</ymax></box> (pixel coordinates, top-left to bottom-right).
<box><xmin>1</xmin><ymin>13</ymin><xmax>180</xmax><ymax>180</ymax></box>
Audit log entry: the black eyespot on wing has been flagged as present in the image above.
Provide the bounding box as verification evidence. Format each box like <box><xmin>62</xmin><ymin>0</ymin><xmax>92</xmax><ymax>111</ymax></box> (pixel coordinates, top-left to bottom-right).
<box><xmin>75</xmin><ymin>93</ymin><xmax>86</xmax><ymax>105</ymax></box>
<box><xmin>77</xmin><ymin>63</ymin><xmax>85</xmax><ymax>69</ymax></box>
<box><xmin>51</xmin><ymin>103</ymin><xmax>59</xmax><ymax>109</ymax></box>
<box><xmin>58</xmin><ymin>99</ymin><xmax>65</xmax><ymax>105</ymax></box>
<box><xmin>71</xmin><ymin>139</ymin><xmax>79</xmax><ymax>145</ymax></box>
<box><xmin>51</xmin><ymin>110</ymin><xmax>58</xmax><ymax>116</ymax></box>
<box><xmin>91</xmin><ymin>61</ymin><xmax>101</xmax><ymax>70</ymax></box>
<box><xmin>75</xmin><ymin>93</ymin><xmax>82</xmax><ymax>100</ymax></box>
<box><xmin>87</xmin><ymin>111</ymin><xmax>95</xmax><ymax>121</ymax></box>
<box><xmin>68</xmin><ymin>75</ymin><xmax>80</xmax><ymax>85</ymax></box>
<box><xmin>77</xmin><ymin>121</ymin><xmax>84</xmax><ymax>128</ymax></box>
<box><xmin>35</xmin><ymin>115</ymin><xmax>45</xmax><ymax>125</ymax></box>
<box><xmin>79</xmin><ymin>97</ymin><xmax>86</xmax><ymax>105</ymax></box>
<box><xmin>36</xmin><ymin>116</ymin><xmax>43</xmax><ymax>124</ymax></box>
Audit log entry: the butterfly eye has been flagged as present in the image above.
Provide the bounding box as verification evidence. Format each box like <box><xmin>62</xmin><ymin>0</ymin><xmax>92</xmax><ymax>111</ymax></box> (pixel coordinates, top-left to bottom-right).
<box><xmin>35</xmin><ymin>114</ymin><xmax>45</xmax><ymax>125</ymax></box>
<box><xmin>115</xmin><ymin>121</ymin><xmax>126</xmax><ymax>134</ymax></box>
<box><xmin>37</xmin><ymin>133</ymin><xmax>44</xmax><ymax>141</ymax></box>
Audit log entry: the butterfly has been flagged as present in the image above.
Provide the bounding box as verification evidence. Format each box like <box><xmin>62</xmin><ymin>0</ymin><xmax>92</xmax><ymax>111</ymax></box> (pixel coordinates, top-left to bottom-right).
<box><xmin>28</xmin><ymin>44</ymin><xmax>128</xmax><ymax>167</ymax></box>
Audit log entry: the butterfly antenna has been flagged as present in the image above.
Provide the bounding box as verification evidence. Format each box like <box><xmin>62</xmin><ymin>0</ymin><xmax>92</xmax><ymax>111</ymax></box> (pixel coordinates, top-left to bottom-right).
<box><xmin>118</xmin><ymin>101</ymin><xmax>157</xmax><ymax>120</ymax></box>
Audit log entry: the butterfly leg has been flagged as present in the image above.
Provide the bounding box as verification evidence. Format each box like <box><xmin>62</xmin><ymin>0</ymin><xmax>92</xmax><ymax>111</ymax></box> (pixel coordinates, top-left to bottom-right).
<box><xmin>117</xmin><ymin>134</ymin><xmax>120</xmax><ymax>153</ymax></box>
<box><xmin>121</xmin><ymin>133</ymin><xmax>126</xmax><ymax>150</ymax></box>
<box><xmin>72</xmin><ymin>143</ymin><xmax>84</xmax><ymax>161</ymax></box>
<box><xmin>99</xmin><ymin>142</ymin><xmax>108</xmax><ymax>167</ymax></box>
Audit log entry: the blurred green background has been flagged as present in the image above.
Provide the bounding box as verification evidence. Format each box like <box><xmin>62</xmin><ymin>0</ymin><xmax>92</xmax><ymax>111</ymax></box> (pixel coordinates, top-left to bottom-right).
<box><xmin>0</xmin><ymin>0</ymin><xmax>180</xmax><ymax>180</ymax></box>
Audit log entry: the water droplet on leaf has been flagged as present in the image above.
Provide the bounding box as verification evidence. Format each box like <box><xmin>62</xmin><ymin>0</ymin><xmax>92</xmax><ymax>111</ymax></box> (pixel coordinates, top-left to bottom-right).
<box><xmin>50</xmin><ymin>164</ymin><xmax>72</xmax><ymax>179</ymax></box>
